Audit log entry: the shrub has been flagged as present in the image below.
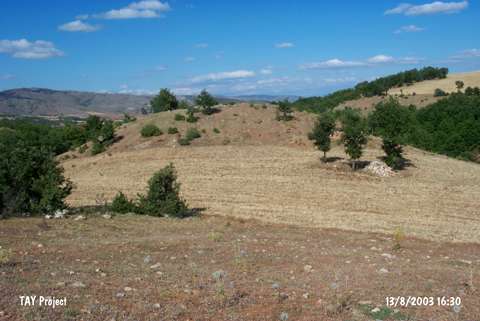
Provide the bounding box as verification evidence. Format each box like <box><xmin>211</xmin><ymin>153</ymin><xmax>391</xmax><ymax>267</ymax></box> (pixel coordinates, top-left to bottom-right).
<box><xmin>178</xmin><ymin>137</ymin><xmax>190</xmax><ymax>145</ymax></box>
<box><xmin>186</xmin><ymin>107</ymin><xmax>199</xmax><ymax>123</ymax></box>
<box><xmin>0</xmin><ymin>247</ymin><xmax>11</xmax><ymax>264</ymax></box>
<box><xmin>110</xmin><ymin>192</ymin><xmax>136</xmax><ymax>214</ymax></box>
<box><xmin>213</xmin><ymin>128</ymin><xmax>220</xmax><ymax>134</ymax></box>
<box><xmin>91</xmin><ymin>141</ymin><xmax>105</xmax><ymax>155</ymax></box>
<box><xmin>174</xmin><ymin>114</ymin><xmax>186</xmax><ymax>121</ymax></box>
<box><xmin>185</xmin><ymin>128</ymin><xmax>201</xmax><ymax>141</ymax></box>
<box><xmin>136</xmin><ymin>164</ymin><xmax>188</xmax><ymax>217</ymax></box>
<box><xmin>141</xmin><ymin>124</ymin><xmax>162</xmax><ymax>137</ymax></box>
<box><xmin>434</xmin><ymin>88</ymin><xmax>447</xmax><ymax>97</ymax></box>
<box><xmin>167</xmin><ymin>127</ymin><xmax>179</xmax><ymax>134</ymax></box>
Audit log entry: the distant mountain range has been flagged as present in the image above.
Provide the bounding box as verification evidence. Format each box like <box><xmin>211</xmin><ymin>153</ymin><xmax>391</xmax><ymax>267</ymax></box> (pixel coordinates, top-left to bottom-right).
<box><xmin>0</xmin><ymin>88</ymin><xmax>300</xmax><ymax>118</ymax></box>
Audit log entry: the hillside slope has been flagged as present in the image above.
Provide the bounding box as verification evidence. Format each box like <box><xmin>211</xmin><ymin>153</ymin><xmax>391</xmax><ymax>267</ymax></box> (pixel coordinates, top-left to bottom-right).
<box><xmin>61</xmin><ymin>104</ymin><xmax>480</xmax><ymax>243</ymax></box>
<box><xmin>335</xmin><ymin>70</ymin><xmax>480</xmax><ymax>113</ymax></box>
<box><xmin>389</xmin><ymin>70</ymin><xmax>480</xmax><ymax>95</ymax></box>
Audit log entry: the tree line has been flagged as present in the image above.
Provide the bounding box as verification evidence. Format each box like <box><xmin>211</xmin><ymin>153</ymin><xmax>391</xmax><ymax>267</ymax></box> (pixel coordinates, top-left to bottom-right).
<box><xmin>293</xmin><ymin>66</ymin><xmax>449</xmax><ymax>113</ymax></box>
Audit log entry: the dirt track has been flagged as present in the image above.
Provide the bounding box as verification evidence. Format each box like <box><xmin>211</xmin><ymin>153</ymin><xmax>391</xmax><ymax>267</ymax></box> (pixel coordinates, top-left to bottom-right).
<box><xmin>63</xmin><ymin>142</ymin><xmax>480</xmax><ymax>244</ymax></box>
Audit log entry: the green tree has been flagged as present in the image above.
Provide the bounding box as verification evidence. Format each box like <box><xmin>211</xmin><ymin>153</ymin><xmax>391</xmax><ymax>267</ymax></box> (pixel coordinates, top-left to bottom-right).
<box><xmin>277</xmin><ymin>100</ymin><xmax>293</xmax><ymax>121</ymax></box>
<box><xmin>455</xmin><ymin>80</ymin><xmax>464</xmax><ymax>92</ymax></box>
<box><xmin>0</xmin><ymin>137</ymin><xmax>72</xmax><ymax>217</ymax></box>
<box><xmin>310</xmin><ymin>113</ymin><xmax>336</xmax><ymax>161</ymax></box>
<box><xmin>341</xmin><ymin>110</ymin><xmax>367</xmax><ymax>170</ymax></box>
<box><xmin>368</xmin><ymin>98</ymin><xmax>414</xmax><ymax>169</ymax></box>
<box><xmin>195</xmin><ymin>89</ymin><xmax>218</xmax><ymax>115</ymax></box>
<box><xmin>151</xmin><ymin>88</ymin><xmax>179</xmax><ymax>113</ymax></box>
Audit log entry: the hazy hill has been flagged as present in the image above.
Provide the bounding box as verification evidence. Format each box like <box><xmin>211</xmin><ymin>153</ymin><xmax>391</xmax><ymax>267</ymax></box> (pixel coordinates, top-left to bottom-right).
<box><xmin>0</xmin><ymin>88</ymin><xmax>152</xmax><ymax>118</ymax></box>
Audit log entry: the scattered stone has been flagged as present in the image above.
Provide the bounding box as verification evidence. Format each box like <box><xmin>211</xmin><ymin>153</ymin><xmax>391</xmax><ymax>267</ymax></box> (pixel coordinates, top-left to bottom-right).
<box><xmin>56</xmin><ymin>282</ymin><xmax>66</xmax><ymax>287</ymax></box>
<box><xmin>74</xmin><ymin>215</ymin><xmax>86</xmax><ymax>221</ymax></box>
<box><xmin>363</xmin><ymin>161</ymin><xmax>395</xmax><ymax>177</ymax></box>
<box><xmin>153</xmin><ymin>303</ymin><xmax>161</xmax><ymax>309</ymax></box>
<box><xmin>45</xmin><ymin>215</ymin><xmax>52</xmax><ymax>219</ymax></box>
<box><xmin>371</xmin><ymin>307</ymin><xmax>381</xmax><ymax>313</ymax></box>
<box><xmin>100</xmin><ymin>273</ymin><xmax>107</xmax><ymax>277</ymax></box>
<box><xmin>71</xmin><ymin>281</ymin><xmax>86</xmax><ymax>288</ymax></box>
<box><xmin>272</xmin><ymin>283</ymin><xmax>280</xmax><ymax>290</ymax></box>
<box><xmin>116</xmin><ymin>292</ymin><xmax>125</xmax><ymax>298</ymax></box>
<box><xmin>302</xmin><ymin>292</ymin><xmax>310</xmax><ymax>299</ymax></box>
<box><xmin>124</xmin><ymin>287</ymin><xmax>133</xmax><ymax>292</ymax></box>
<box><xmin>102</xmin><ymin>213</ymin><xmax>112</xmax><ymax>219</ymax></box>
<box><xmin>54</xmin><ymin>209</ymin><xmax>68</xmax><ymax>219</ymax></box>
<box><xmin>379</xmin><ymin>268</ymin><xmax>389</xmax><ymax>274</ymax></box>
<box><xmin>144</xmin><ymin>255</ymin><xmax>152</xmax><ymax>264</ymax></box>
<box><xmin>358</xmin><ymin>300</ymin><xmax>372</xmax><ymax>305</ymax></box>
<box><xmin>279</xmin><ymin>312</ymin><xmax>289</xmax><ymax>321</ymax></box>
<box><xmin>303</xmin><ymin>264</ymin><xmax>313</xmax><ymax>273</ymax></box>
<box><xmin>150</xmin><ymin>263</ymin><xmax>161</xmax><ymax>269</ymax></box>
<box><xmin>212</xmin><ymin>270</ymin><xmax>226</xmax><ymax>281</ymax></box>
<box><xmin>381</xmin><ymin>253</ymin><xmax>395</xmax><ymax>259</ymax></box>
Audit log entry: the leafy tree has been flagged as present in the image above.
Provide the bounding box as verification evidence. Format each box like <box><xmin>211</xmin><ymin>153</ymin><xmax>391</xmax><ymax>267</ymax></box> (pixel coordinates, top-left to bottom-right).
<box><xmin>341</xmin><ymin>110</ymin><xmax>368</xmax><ymax>170</ymax></box>
<box><xmin>309</xmin><ymin>113</ymin><xmax>336</xmax><ymax>161</ymax></box>
<box><xmin>178</xmin><ymin>100</ymin><xmax>190</xmax><ymax>109</ymax></box>
<box><xmin>455</xmin><ymin>80</ymin><xmax>464</xmax><ymax>92</ymax></box>
<box><xmin>195</xmin><ymin>89</ymin><xmax>218</xmax><ymax>115</ymax></box>
<box><xmin>0</xmin><ymin>135</ymin><xmax>72</xmax><ymax>217</ymax></box>
<box><xmin>110</xmin><ymin>192</ymin><xmax>136</xmax><ymax>214</ymax></box>
<box><xmin>186</xmin><ymin>106</ymin><xmax>198</xmax><ymax>123</ymax></box>
<box><xmin>368</xmin><ymin>98</ymin><xmax>415</xmax><ymax>169</ymax></box>
<box><xmin>151</xmin><ymin>88</ymin><xmax>179</xmax><ymax>113</ymax></box>
<box><xmin>277</xmin><ymin>100</ymin><xmax>293</xmax><ymax>121</ymax></box>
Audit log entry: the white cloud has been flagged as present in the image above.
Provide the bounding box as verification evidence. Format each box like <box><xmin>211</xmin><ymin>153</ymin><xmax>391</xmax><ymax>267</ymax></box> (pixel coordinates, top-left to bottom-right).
<box><xmin>260</xmin><ymin>68</ymin><xmax>273</xmax><ymax>75</ymax></box>
<box><xmin>59</xmin><ymin>20</ymin><xmax>101</xmax><ymax>32</ymax></box>
<box><xmin>394</xmin><ymin>25</ymin><xmax>425</xmax><ymax>34</ymax></box>
<box><xmin>0</xmin><ymin>39</ymin><xmax>63</xmax><ymax>59</ymax></box>
<box><xmin>385</xmin><ymin>1</ymin><xmax>468</xmax><ymax>16</ymax></box>
<box><xmin>300</xmin><ymin>58</ymin><xmax>366</xmax><ymax>70</ymax></box>
<box><xmin>275</xmin><ymin>42</ymin><xmax>294</xmax><ymax>48</ymax></box>
<box><xmin>368</xmin><ymin>55</ymin><xmax>395</xmax><ymax>63</ymax></box>
<box><xmin>451</xmin><ymin>48</ymin><xmax>480</xmax><ymax>59</ymax></box>
<box><xmin>1</xmin><ymin>74</ymin><xmax>15</xmax><ymax>80</ymax></box>
<box><xmin>184</xmin><ymin>57</ymin><xmax>196</xmax><ymax>62</ymax></box>
<box><xmin>172</xmin><ymin>87</ymin><xmax>199</xmax><ymax>95</ymax></box>
<box><xmin>190</xmin><ymin>70</ymin><xmax>256</xmax><ymax>83</ymax></box>
<box><xmin>75</xmin><ymin>14</ymin><xmax>90</xmax><ymax>20</ymax></box>
<box><xmin>154</xmin><ymin>65</ymin><xmax>167</xmax><ymax>71</ymax></box>
<box><xmin>119</xmin><ymin>88</ymin><xmax>156</xmax><ymax>95</ymax></box>
<box><xmin>100</xmin><ymin>0</ymin><xmax>170</xmax><ymax>19</ymax></box>
<box><xmin>195</xmin><ymin>43</ymin><xmax>208</xmax><ymax>48</ymax></box>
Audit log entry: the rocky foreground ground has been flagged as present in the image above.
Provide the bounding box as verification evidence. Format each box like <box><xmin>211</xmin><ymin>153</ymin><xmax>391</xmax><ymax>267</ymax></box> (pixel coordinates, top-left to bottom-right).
<box><xmin>1</xmin><ymin>214</ymin><xmax>479</xmax><ymax>320</ymax></box>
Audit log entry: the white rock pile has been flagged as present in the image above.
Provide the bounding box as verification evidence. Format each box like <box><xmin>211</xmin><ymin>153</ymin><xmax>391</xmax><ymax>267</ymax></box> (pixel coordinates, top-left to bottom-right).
<box><xmin>363</xmin><ymin>161</ymin><xmax>395</xmax><ymax>177</ymax></box>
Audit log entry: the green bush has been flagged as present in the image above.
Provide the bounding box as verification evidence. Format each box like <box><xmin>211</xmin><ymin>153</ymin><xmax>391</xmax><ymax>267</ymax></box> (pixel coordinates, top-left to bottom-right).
<box><xmin>174</xmin><ymin>114</ymin><xmax>186</xmax><ymax>121</ymax></box>
<box><xmin>213</xmin><ymin>128</ymin><xmax>220</xmax><ymax>134</ymax></box>
<box><xmin>185</xmin><ymin>128</ymin><xmax>201</xmax><ymax>141</ymax></box>
<box><xmin>136</xmin><ymin>164</ymin><xmax>188</xmax><ymax>217</ymax></box>
<box><xmin>167</xmin><ymin>127</ymin><xmax>179</xmax><ymax>134</ymax></box>
<box><xmin>151</xmin><ymin>88</ymin><xmax>178</xmax><ymax>113</ymax></box>
<box><xmin>434</xmin><ymin>88</ymin><xmax>447</xmax><ymax>97</ymax></box>
<box><xmin>91</xmin><ymin>141</ymin><xmax>106</xmax><ymax>155</ymax></box>
<box><xmin>141</xmin><ymin>124</ymin><xmax>162</xmax><ymax>137</ymax></box>
<box><xmin>110</xmin><ymin>192</ymin><xmax>136</xmax><ymax>214</ymax></box>
<box><xmin>178</xmin><ymin>137</ymin><xmax>191</xmax><ymax>145</ymax></box>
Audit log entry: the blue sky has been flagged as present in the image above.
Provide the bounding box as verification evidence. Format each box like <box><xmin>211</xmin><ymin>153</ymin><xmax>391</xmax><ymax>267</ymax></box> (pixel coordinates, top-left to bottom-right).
<box><xmin>0</xmin><ymin>0</ymin><xmax>479</xmax><ymax>96</ymax></box>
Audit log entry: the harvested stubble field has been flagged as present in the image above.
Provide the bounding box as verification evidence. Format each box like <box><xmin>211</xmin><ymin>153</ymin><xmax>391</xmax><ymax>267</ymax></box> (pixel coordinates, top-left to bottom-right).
<box><xmin>1</xmin><ymin>215</ymin><xmax>479</xmax><ymax>320</ymax></box>
<box><xmin>63</xmin><ymin>140</ymin><xmax>480</xmax><ymax>244</ymax></box>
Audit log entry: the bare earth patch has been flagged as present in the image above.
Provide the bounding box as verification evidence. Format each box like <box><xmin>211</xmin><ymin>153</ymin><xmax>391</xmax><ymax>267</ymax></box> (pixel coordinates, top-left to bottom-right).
<box><xmin>1</xmin><ymin>215</ymin><xmax>479</xmax><ymax>320</ymax></box>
